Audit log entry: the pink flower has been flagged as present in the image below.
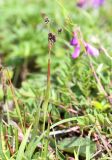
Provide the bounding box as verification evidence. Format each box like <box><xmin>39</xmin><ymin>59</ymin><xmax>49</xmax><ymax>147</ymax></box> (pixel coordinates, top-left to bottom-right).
<box><xmin>85</xmin><ymin>43</ymin><xmax>99</xmax><ymax>57</ymax></box>
<box><xmin>72</xmin><ymin>45</ymin><xmax>81</xmax><ymax>59</ymax></box>
<box><xmin>70</xmin><ymin>32</ymin><xmax>79</xmax><ymax>46</ymax></box>
<box><xmin>92</xmin><ymin>0</ymin><xmax>104</xmax><ymax>7</ymax></box>
<box><xmin>77</xmin><ymin>0</ymin><xmax>86</xmax><ymax>7</ymax></box>
<box><xmin>70</xmin><ymin>32</ymin><xmax>99</xmax><ymax>59</ymax></box>
<box><xmin>70</xmin><ymin>37</ymin><xmax>78</xmax><ymax>46</ymax></box>
<box><xmin>77</xmin><ymin>0</ymin><xmax>104</xmax><ymax>8</ymax></box>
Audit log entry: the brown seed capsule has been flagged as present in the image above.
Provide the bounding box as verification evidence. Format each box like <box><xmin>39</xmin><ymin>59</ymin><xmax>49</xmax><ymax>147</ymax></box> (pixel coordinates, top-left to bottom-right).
<box><xmin>48</xmin><ymin>32</ymin><xmax>56</xmax><ymax>44</ymax></box>
<box><xmin>44</xmin><ymin>17</ymin><xmax>49</xmax><ymax>24</ymax></box>
<box><xmin>48</xmin><ymin>33</ymin><xmax>52</xmax><ymax>41</ymax></box>
<box><xmin>58</xmin><ymin>28</ymin><xmax>63</xmax><ymax>34</ymax></box>
<box><xmin>41</xmin><ymin>12</ymin><xmax>46</xmax><ymax>18</ymax></box>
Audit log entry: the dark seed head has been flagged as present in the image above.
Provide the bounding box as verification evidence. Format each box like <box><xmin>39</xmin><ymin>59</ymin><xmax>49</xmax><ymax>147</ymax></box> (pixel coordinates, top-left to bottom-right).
<box><xmin>48</xmin><ymin>32</ymin><xmax>56</xmax><ymax>44</ymax></box>
<box><xmin>44</xmin><ymin>17</ymin><xmax>49</xmax><ymax>24</ymax></box>
<box><xmin>41</xmin><ymin>12</ymin><xmax>46</xmax><ymax>18</ymax></box>
<box><xmin>58</xmin><ymin>28</ymin><xmax>63</xmax><ymax>34</ymax></box>
<box><xmin>48</xmin><ymin>33</ymin><xmax>52</xmax><ymax>40</ymax></box>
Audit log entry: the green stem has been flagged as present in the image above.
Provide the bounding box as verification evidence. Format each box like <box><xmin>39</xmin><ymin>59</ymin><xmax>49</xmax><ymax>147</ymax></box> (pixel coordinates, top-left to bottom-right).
<box><xmin>42</xmin><ymin>57</ymin><xmax>51</xmax><ymax>132</ymax></box>
<box><xmin>42</xmin><ymin>46</ymin><xmax>51</xmax><ymax>159</ymax></box>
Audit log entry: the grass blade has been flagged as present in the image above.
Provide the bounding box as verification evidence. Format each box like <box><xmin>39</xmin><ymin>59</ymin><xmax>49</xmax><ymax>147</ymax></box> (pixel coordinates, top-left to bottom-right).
<box><xmin>16</xmin><ymin>125</ymin><xmax>32</xmax><ymax>160</ymax></box>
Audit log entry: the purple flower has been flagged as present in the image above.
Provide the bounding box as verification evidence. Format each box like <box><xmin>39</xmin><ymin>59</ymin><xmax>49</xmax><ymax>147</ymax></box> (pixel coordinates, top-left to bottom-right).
<box><xmin>70</xmin><ymin>37</ymin><xmax>78</xmax><ymax>46</ymax></box>
<box><xmin>70</xmin><ymin>32</ymin><xmax>99</xmax><ymax>59</ymax></box>
<box><xmin>72</xmin><ymin>45</ymin><xmax>80</xmax><ymax>59</ymax></box>
<box><xmin>92</xmin><ymin>0</ymin><xmax>104</xmax><ymax>7</ymax></box>
<box><xmin>77</xmin><ymin>0</ymin><xmax>86</xmax><ymax>7</ymax></box>
<box><xmin>77</xmin><ymin>0</ymin><xmax>104</xmax><ymax>8</ymax></box>
<box><xmin>70</xmin><ymin>32</ymin><xmax>81</xmax><ymax>59</ymax></box>
<box><xmin>70</xmin><ymin>32</ymin><xmax>78</xmax><ymax>46</ymax></box>
<box><xmin>85</xmin><ymin>43</ymin><xmax>99</xmax><ymax>57</ymax></box>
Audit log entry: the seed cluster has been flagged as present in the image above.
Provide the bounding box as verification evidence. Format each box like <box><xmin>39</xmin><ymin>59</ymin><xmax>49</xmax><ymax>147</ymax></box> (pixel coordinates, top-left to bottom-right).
<box><xmin>44</xmin><ymin>17</ymin><xmax>49</xmax><ymax>24</ymax></box>
<box><xmin>48</xmin><ymin>32</ymin><xmax>56</xmax><ymax>44</ymax></box>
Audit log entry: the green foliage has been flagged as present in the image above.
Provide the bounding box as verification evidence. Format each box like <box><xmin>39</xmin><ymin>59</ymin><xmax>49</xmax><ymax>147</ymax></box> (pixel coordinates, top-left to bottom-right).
<box><xmin>0</xmin><ymin>0</ymin><xmax>112</xmax><ymax>159</ymax></box>
<box><xmin>58</xmin><ymin>136</ymin><xmax>96</xmax><ymax>158</ymax></box>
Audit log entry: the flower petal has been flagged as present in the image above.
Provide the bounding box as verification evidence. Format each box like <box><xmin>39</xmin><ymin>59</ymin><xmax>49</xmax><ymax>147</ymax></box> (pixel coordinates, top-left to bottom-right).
<box><xmin>77</xmin><ymin>0</ymin><xmax>86</xmax><ymax>7</ymax></box>
<box><xmin>72</xmin><ymin>45</ymin><xmax>80</xmax><ymax>59</ymax></box>
<box><xmin>70</xmin><ymin>37</ymin><xmax>78</xmax><ymax>46</ymax></box>
<box><xmin>85</xmin><ymin>43</ymin><xmax>99</xmax><ymax>57</ymax></box>
<box><xmin>77</xmin><ymin>0</ymin><xmax>104</xmax><ymax>8</ymax></box>
<box><xmin>92</xmin><ymin>0</ymin><xmax>104</xmax><ymax>7</ymax></box>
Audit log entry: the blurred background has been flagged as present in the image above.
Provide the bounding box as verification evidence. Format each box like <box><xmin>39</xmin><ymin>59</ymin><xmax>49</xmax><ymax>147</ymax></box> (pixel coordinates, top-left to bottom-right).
<box><xmin>0</xmin><ymin>0</ymin><xmax>112</xmax><ymax>87</ymax></box>
<box><xmin>0</xmin><ymin>1</ymin><xmax>112</xmax><ymax>159</ymax></box>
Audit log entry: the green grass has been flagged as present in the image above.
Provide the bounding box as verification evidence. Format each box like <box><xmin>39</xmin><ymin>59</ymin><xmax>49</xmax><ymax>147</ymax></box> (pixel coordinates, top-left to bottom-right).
<box><xmin>0</xmin><ymin>0</ymin><xmax>112</xmax><ymax>159</ymax></box>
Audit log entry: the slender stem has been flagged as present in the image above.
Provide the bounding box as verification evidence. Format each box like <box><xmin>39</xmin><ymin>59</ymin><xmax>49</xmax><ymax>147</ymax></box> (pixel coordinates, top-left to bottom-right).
<box><xmin>42</xmin><ymin>43</ymin><xmax>52</xmax><ymax>159</ymax></box>
<box><xmin>42</xmin><ymin>46</ymin><xmax>51</xmax><ymax>132</ymax></box>
<box><xmin>89</xmin><ymin>61</ymin><xmax>107</xmax><ymax>97</ymax></box>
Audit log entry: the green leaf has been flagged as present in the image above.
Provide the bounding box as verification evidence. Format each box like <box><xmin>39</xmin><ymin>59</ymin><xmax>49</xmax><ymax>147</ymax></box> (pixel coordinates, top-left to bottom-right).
<box><xmin>92</xmin><ymin>101</ymin><xmax>110</xmax><ymax>111</ymax></box>
<box><xmin>16</xmin><ymin>125</ymin><xmax>32</xmax><ymax>160</ymax></box>
<box><xmin>25</xmin><ymin>132</ymin><xmax>46</xmax><ymax>159</ymax></box>
<box><xmin>58</xmin><ymin>137</ymin><xmax>96</xmax><ymax>157</ymax></box>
